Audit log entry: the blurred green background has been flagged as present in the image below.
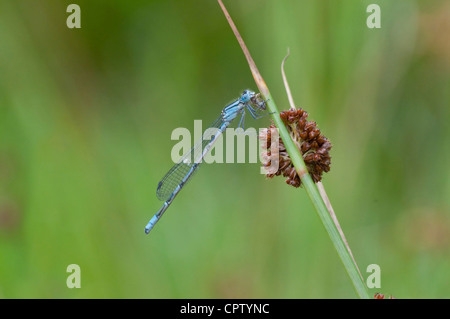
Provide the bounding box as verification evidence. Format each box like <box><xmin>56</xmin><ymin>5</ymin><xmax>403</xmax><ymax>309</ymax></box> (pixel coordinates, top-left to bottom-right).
<box><xmin>0</xmin><ymin>0</ymin><xmax>449</xmax><ymax>298</ymax></box>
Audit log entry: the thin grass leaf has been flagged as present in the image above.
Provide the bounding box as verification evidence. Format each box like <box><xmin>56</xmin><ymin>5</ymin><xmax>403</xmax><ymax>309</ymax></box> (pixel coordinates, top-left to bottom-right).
<box><xmin>217</xmin><ymin>0</ymin><xmax>370</xmax><ymax>299</ymax></box>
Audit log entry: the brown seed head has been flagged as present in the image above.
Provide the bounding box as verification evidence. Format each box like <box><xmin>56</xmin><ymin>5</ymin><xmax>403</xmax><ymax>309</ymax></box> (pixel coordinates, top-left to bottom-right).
<box><xmin>259</xmin><ymin>107</ymin><xmax>332</xmax><ymax>188</ymax></box>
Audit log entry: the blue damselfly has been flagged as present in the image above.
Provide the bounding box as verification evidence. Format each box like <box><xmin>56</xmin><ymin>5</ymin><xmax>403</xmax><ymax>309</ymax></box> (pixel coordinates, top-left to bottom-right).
<box><xmin>145</xmin><ymin>90</ymin><xmax>266</xmax><ymax>234</ymax></box>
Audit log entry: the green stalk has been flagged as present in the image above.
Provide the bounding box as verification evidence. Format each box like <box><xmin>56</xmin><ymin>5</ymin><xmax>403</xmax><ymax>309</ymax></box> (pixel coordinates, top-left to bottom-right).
<box><xmin>266</xmin><ymin>93</ymin><xmax>369</xmax><ymax>299</ymax></box>
<box><xmin>217</xmin><ymin>0</ymin><xmax>370</xmax><ymax>298</ymax></box>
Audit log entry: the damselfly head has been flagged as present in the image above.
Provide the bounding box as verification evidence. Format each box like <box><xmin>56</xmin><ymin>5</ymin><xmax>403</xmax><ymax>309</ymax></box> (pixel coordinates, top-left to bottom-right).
<box><xmin>240</xmin><ymin>90</ymin><xmax>255</xmax><ymax>103</ymax></box>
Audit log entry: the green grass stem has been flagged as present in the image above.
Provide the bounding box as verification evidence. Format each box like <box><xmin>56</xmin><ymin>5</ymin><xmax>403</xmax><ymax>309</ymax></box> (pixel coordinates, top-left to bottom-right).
<box><xmin>218</xmin><ymin>0</ymin><xmax>370</xmax><ymax>299</ymax></box>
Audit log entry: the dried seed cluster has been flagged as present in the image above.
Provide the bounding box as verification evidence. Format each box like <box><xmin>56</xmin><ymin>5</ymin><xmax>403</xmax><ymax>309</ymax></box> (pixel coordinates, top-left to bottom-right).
<box><xmin>374</xmin><ymin>293</ymin><xmax>396</xmax><ymax>299</ymax></box>
<box><xmin>260</xmin><ymin>108</ymin><xmax>332</xmax><ymax>188</ymax></box>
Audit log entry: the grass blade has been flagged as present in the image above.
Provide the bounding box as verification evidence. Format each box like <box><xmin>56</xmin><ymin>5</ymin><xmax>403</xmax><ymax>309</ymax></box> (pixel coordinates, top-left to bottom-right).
<box><xmin>217</xmin><ymin>0</ymin><xmax>370</xmax><ymax>299</ymax></box>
